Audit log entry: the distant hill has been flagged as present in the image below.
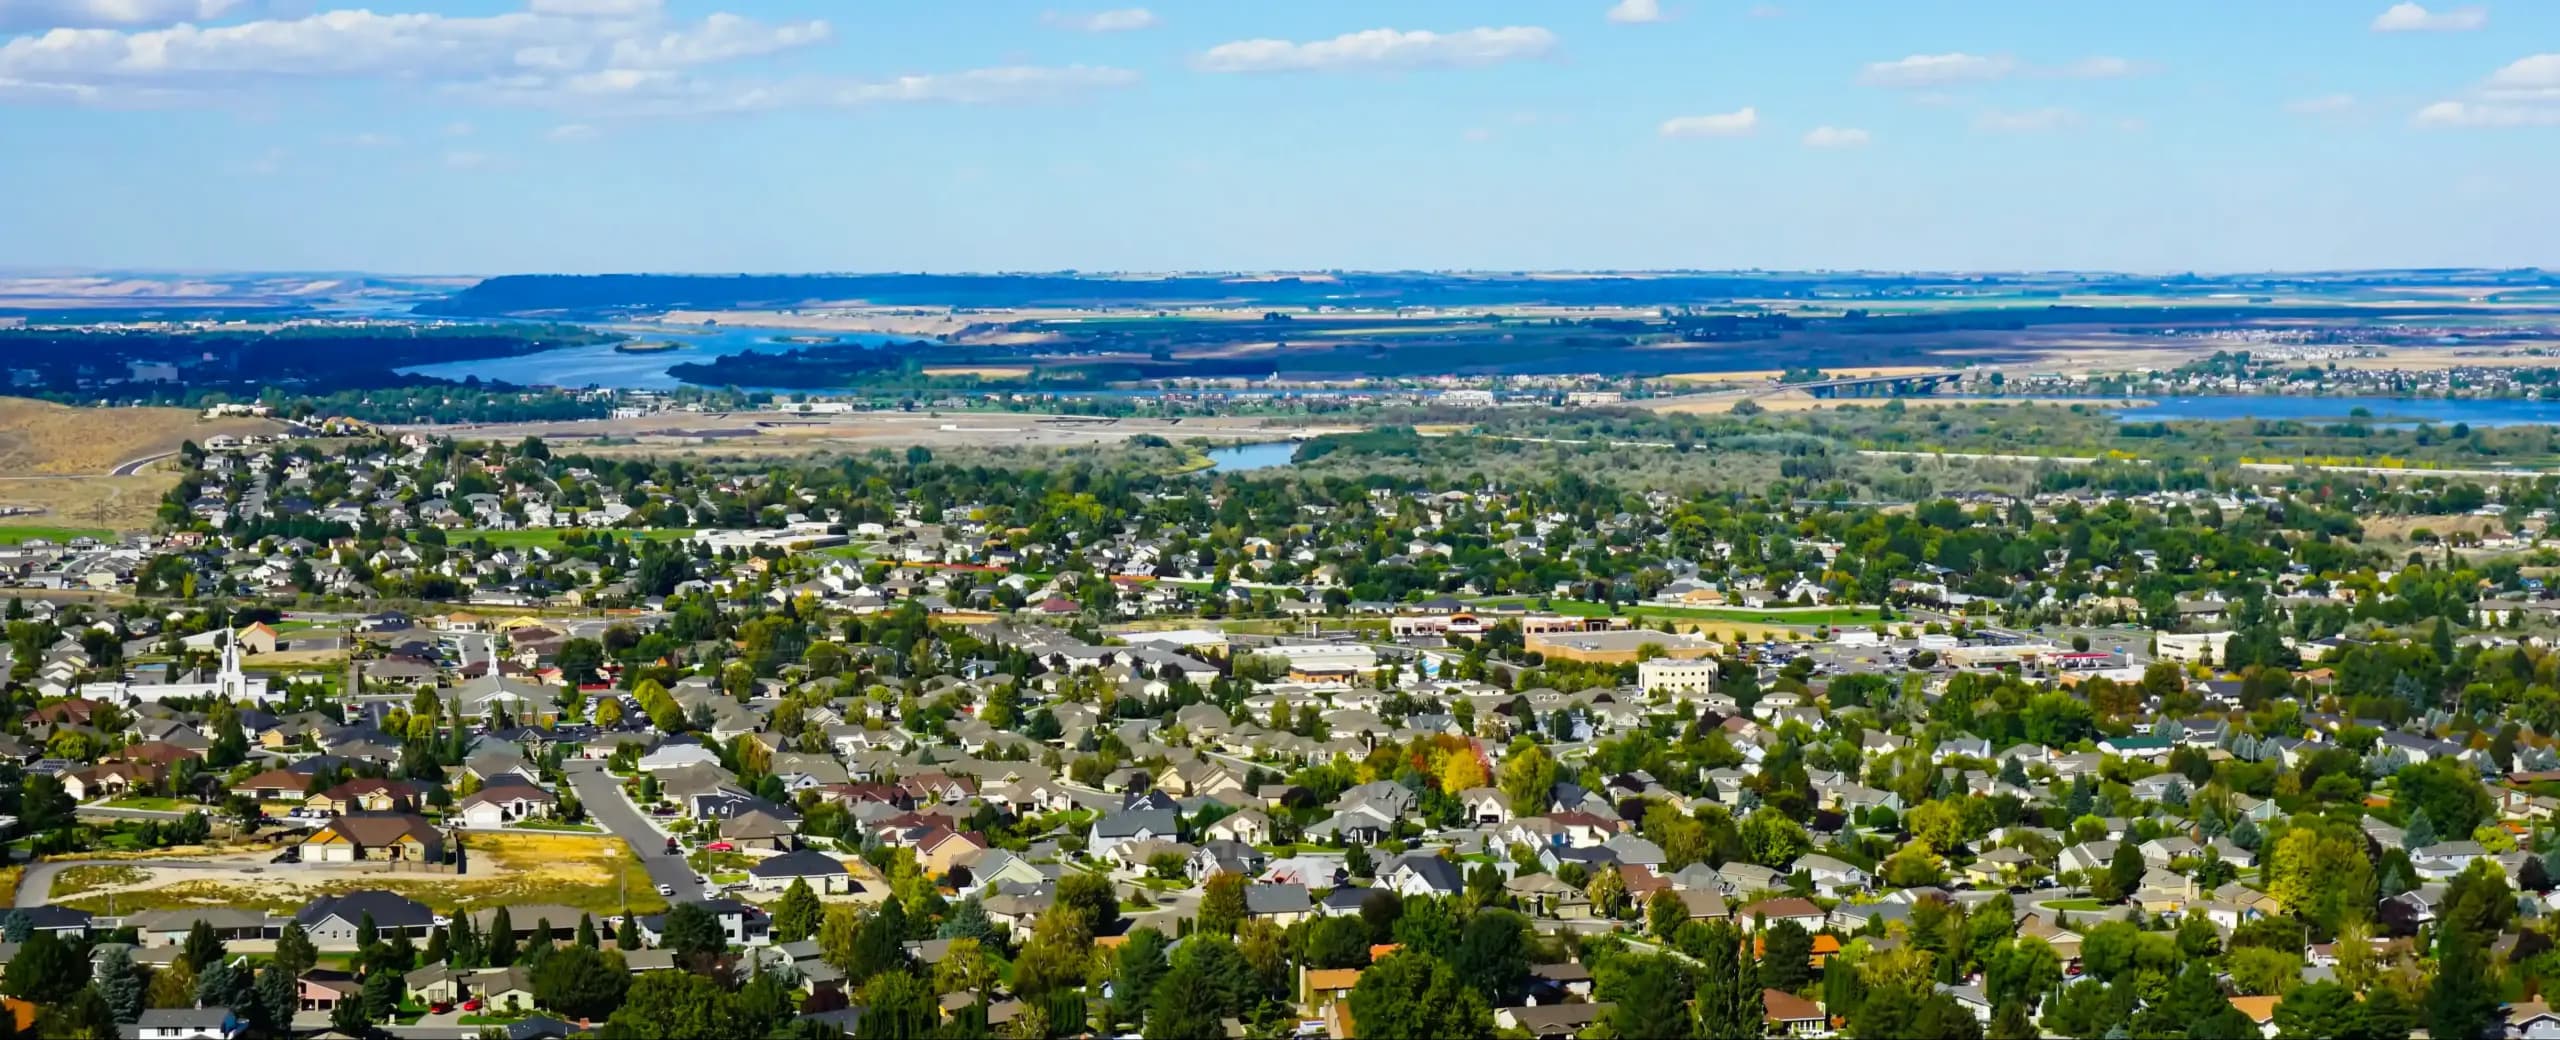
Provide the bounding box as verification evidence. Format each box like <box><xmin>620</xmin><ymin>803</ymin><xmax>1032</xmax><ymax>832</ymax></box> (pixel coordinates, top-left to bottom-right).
<box><xmin>0</xmin><ymin>397</ymin><xmax>279</xmax><ymax>477</ymax></box>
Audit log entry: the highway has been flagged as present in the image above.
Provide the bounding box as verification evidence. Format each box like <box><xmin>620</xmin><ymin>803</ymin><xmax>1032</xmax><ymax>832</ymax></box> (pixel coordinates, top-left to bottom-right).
<box><xmin>563</xmin><ymin>760</ymin><xmax>705</xmax><ymax>903</ymax></box>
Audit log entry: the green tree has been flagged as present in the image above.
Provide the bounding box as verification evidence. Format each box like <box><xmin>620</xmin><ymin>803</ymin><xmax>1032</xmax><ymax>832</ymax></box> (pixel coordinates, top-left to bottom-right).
<box><xmin>40</xmin><ymin>988</ymin><xmax>119</xmax><ymax>1040</ymax></box>
<box><xmin>2274</xmin><ymin>980</ymin><xmax>2364</xmax><ymax>1040</ymax></box>
<box><xmin>1691</xmin><ymin>920</ymin><xmax>1763</xmax><ymax>1040</ymax></box>
<box><xmin>181</xmin><ymin>920</ymin><xmax>226</xmax><ymax>973</ymax></box>
<box><xmin>2105</xmin><ymin>839</ymin><xmax>2145</xmax><ymax>903</ymax></box>
<box><xmin>1600</xmin><ymin>953</ymin><xmax>1693</xmax><ymax>1040</ymax></box>
<box><xmin>853</xmin><ymin>971</ymin><xmax>937</xmax><ymax>1040</ymax></box>
<box><xmin>609</xmin><ymin>969</ymin><xmax>734</xmax><ymax>1039</ymax></box>
<box><xmin>2</xmin><ymin>931</ymin><xmax>87</xmax><ymax>1003</ymax></box>
<box><xmin>1306</xmin><ymin>915</ymin><xmax>1371</xmax><ymax>969</ymax></box>
<box><xmin>1112</xmin><ymin>928</ymin><xmax>1172</xmax><ymax>1027</ymax></box>
<box><xmin>1145</xmin><ymin>956</ymin><xmax>1229</xmax><ymax>1040</ymax></box>
<box><xmin>774</xmin><ymin>878</ymin><xmax>822</xmax><ymax>943</ymax></box>
<box><xmin>2427</xmin><ymin>928</ymin><xmax>2499</xmax><ymax>1040</ymax></box>
<box><xmin>1198</xmin><ymin>872</ymin><xmax>1247</xmax><ymax>936</ymax></box>
<box><xmin>1453</xmin><ymin>909</ymin><xmax>1532</xmax><ymax>1007</ymax></box>
<box><xmin>532</xmin><ymin>946</ymin><xmax>630</xmax><ymax>1021</ymax></box>
<box><xmin>1760</xmin><ymin>919</ymin><xmax>1816</xmax><ymax>992</ymax></box>
<box><xmin>1347</xmin><ymin>952</ymin><xmax>1493</xmax><ymax>1040</ymax></box>
<box><xmin>94</xmin><ymin>944</ymin><xmax>144</xmax><ymax>1023</ymax></box>
<box><xmin>660</xmin><ymin>902</ymin><xmax>725</xmax><ymax>959</ymax></box>
<box><xmin>1850</xmin><ymin>982</ymin><xmax>1986</xmax><ymax>1040</ymax></box>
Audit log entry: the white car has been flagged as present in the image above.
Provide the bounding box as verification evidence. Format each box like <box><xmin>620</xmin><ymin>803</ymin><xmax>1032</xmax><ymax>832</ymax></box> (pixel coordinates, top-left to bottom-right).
<box><xmin>655</xmin><ymin>883</ymin><xmax>675</xmax><ymax>897</ymax></box>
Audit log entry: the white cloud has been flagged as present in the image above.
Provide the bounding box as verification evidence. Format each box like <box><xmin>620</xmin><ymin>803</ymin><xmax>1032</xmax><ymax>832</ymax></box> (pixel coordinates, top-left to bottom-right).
<box><xmin>2415</xmin><ymin>54</ymin><xmax>2560</xmax><ymax>129</ymax></box>
<box><xmin>1858</xmin><ymin>52</ymin><xmax>2015</xmax><ymax>88</ymax></box>
<box><xmin>1658</xmin><ymin>106</ymin><xmax>1756</xmax><ymax>138</ymax></box>
<box><xmin>2485</xmin><ymin>53</ymin><xmax>2560</xmax><ymax>99</ymax></box>
<box><xmin>2371</xmin><ymin>2</ymin><xmax>2487</xmax><ymax>32</ymax></box>
<box><xmin>1195</xmin><ymin>26</ymin><xmax>1557</xmax><ymax>74</ymax></box>
<box><xmin>1041</xmin><ymin>8</ymin><xmax>1156</xmax><ymax>33</ymax></box>
<box><xmin>1605</xmin><ymin>0</ymin><xmax>1663</xmax><ymax>25</ymax></box>
<box><xmin>546</xmin><ymin>121</ymin><xmax>597</xmax><ymax>140</ymax></box>
<box><xmin>526</xmin><ymin>0</ymin><xmax>661</xmax><ymax>17</ymax></box>
<box><xmin>0</xmin><ymin>2</ymin><xmax>1132</xmax><ymax>115</ymax></box>
<box><xmin>2284</xmin><ymin>93</ymin><xmax>2356</xmax><ymax>115</ymax></box>
<box><xmin>0</xmin><ymin>0</ymin><xmax>243</xmax><ymax>31</ymax></box>
<box><xmin>1973</xmin><ymin>107</ymin><xmax>2079</xmax><ymax>133</ymax></box>
<box><xmin>1801</xmin><ymin>125</ymin><xmax>1869</xmax><ymax>148</ymax></box>
<box><xmin>2413</xmin><ymin>100</ymin><xmax>2560</xmax><ymax>127</ymax></box>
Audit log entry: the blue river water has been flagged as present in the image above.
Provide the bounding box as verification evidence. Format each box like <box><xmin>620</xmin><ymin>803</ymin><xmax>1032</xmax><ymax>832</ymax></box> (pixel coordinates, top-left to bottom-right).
<box><xmin>396</xmin><ymin>325</ymin><xmax>920</xmax><ymax>391</ymax></box>
<box><xmin>1204</xmin><ymin>442</ymin><xmax>1300</xmax><ymax>472</ymax></box>
<box><xmin>2118</xmin><ymin>395</ymin><xmax>2560</xmax><ymax>427</ymax></box>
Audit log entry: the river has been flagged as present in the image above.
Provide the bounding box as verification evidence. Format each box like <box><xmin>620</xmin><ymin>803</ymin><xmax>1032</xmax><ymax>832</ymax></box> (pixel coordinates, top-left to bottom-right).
<box><xmin>2117</xmin><ymin>395</ymin><xmax>2560</xmax><ymax>427</ymax></box>
<box><xmin>395</xmin><ymin>325</ymin><xmax>920</xmax><ymax>391</ymax></box>
<box><xmin>1204</xmin><ymin>442</ymin><xmax>1300</xmax><ymax>472</ymax></box>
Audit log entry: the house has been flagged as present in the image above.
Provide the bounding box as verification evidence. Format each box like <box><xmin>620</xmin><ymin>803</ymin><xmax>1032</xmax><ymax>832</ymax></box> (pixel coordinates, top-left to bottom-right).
<box><xmin>1204</xmin><ymin>809</ymin><xmax>1274</xmax><ymax>846</ymax></box>
<box><xmin>298</xmin><ymin>969</ymin><xmax>361</xmax><ymax>1012</ymax></box>
<box><xmin>299</xmin><ymin>814</ymin><xmax>444</xmax><ymax>863</ymax></box>
<box><xmin>295</xmin><ymin>891</ymin><xmax>437</xmax><ymax>945</ymax></box>
<box><xmin>1794</xmin><ymin>853</ymin><xmax>1870</xmax><ymax>894</ymax></box>
<box><xmin>455</xmin><ymin>779</ymin><xmax>558</xmax><ymax>827</ymax></box>
<box><xmin>1382</xmin><ymin>855</ymin><xmax>1465</xmax><ymax>899</ymax></box>
<box><xmin>718</xmin><ymin>808</ymin><xmax>802</xmax><ymax>853</ymax></box>
<box><xmin>137</xmin><ymin>1008</ymin><xmax>244</xmax><ymax>1040</ymax></box>
<box><xmin>1737</xmin><ymin>898</ymin><xmax>1827</xmax><ymax>932</ymax></box>
<box><xmin>1245</xmin><ymin>883</ymin><xmax>1314</xmax><ymax>926</ymax></box>
<box><xmin>1460</xmin><ymin>787</ymin><xmax>1513</xmax><ymax>826</ymax></box>
<box><xmin>1088</xmin><ymin>807</ymin><xmax>1178</xmax><ymax>860</ymax></box>
<box><xmin>1496</xmin><ymin>1003</ymin><xmax>1610</xmax><ymax>1040</ymax></box>
<box><xmin>749</xmin><ymin>850</ymin><xmax>856</xmax><ymax>895</ymax></box>
<box><xmin>1765</xmin><ymin>989</ymin><xmax>1827</xmax><ymax>1037</ymax></box>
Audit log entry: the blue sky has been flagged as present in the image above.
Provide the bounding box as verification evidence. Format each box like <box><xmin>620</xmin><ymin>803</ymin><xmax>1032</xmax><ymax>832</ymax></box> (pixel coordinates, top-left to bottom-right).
<box><xmin>1</xmin><ymin>0</ymin><xmax>2555</xmax><ymax>274</ymax></box>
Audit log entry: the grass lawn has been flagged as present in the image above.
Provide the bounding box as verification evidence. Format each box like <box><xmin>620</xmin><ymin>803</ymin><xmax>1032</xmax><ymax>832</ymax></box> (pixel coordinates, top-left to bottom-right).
<box><xmin>50</xmin><ymin>865</ymin><xmax>146</xmax><ymax>900</ymax></box>
<box><xmin>1472</xmin><ymin>596</ymin><xmax>1885</xmax><ymax>627</ymax></box>
<box><xmin>818</xmin><ymin>543</ymin><xmax>883</xmax><ymax>560</ymax></box>
<box><xmin>0</xmin><ymin>524</ymin><xmax>112</xmax><ymax>545</ymax></box>
<box><xmin>102</xmin><ymin>796</ymin><xmax>188</xmax><ymax>812</ymax></box>
<box><xmin>455</xmin><ymin>528</ymin><xmax>696</xmax><ymax>549</ymax></box>
<box><xmin>507</xmin><ymin>819</ymin><xmax>603</xmax><ymax>834</ymax></box>
<box><xmin>2040</xmin><ymin>898</ymin><xmax>2108</xmax><ymax>911</ymax></box>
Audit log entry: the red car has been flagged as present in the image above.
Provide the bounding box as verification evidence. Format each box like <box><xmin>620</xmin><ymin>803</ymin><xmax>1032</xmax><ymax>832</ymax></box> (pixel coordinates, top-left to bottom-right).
<box><xmin>461</xmin><ymin>998</ymin><xmax>483</xmax><ymax>1012</ymax></box>
<box><xmin>429</xmin><ymin>1002</ymin><xmax>452</xmax><ymax>1015</ymax></box>
<box><xmin>705</xmin><ymin>841</ymin><xmax>735</xmax><ymax>852</ymax></box>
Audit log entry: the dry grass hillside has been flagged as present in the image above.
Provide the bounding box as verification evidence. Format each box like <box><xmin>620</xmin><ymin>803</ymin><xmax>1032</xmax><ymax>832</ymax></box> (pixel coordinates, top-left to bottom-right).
<box><xmin>0</xmin><ymin>397</ymin><xmax>279</xmax><ymax>476</ymax></box>
<box><xmin>0</xmin><ymin>397</ymin><xmax>282</xmax><ymax>533</ymax></box>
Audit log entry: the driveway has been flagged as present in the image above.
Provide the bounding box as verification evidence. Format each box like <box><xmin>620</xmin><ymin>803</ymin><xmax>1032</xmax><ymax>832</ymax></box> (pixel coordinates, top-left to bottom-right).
<box><xmin>563</xmin><ymin>761</ymin><xmax>704</xmax><ymax>903</ymax></box>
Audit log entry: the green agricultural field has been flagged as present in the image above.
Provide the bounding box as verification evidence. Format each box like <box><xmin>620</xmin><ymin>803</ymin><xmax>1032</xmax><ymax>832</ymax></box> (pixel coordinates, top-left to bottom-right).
<box><xmin>1472</xmin><ymin>597</ymin><xmax>1884</xmax><ymax>627</ymax></box>
<box><xmin>0</xmin><ymin>524</ymin><xmax>112</xmax><ymax>545</ymax></box>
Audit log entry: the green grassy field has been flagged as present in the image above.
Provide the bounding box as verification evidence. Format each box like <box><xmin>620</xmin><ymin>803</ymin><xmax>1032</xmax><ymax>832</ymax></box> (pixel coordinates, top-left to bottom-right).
<box><xmin>1474</xmin><ymin>597</ymin><xmax>1884</xmax><ymax>627</ymax></box>
<box><xmin>0</xmin><ymin>524</ymin><xmax>113</xmax><ymax>545</ymax></box>
<box><xmin>455</xmin><ymin>528</ymin><xmax>696</xmax><ymax>549</ymax></box>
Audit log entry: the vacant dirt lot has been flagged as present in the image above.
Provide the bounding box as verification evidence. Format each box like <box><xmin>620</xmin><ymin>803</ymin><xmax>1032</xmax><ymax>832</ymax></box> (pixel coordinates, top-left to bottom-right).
<box><xmin>0</xmin><ymin>397</ymin><xmax>278</xmax><ymax>476</ymax></box>
<box><xmin>54</xmin><ymin>832</ymin><xmax>664</xmax><ymax>915</ymax></box>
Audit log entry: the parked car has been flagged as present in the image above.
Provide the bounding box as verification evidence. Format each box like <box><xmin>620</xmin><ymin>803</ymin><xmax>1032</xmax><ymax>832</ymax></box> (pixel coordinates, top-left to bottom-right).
<box><xmin>462</xmin><ymin>999</ymin><xmax>483</xmax><ymax>1013</ymax></box>
<box><xmin>430</xmin><ymin>1002</ymin><xmax>452</xmax><ymax>1015</ymax></box>
<box><xmin>705</xmin><ymin>841</ymin><xmax>735</xmax><ymax>852</ymax></box>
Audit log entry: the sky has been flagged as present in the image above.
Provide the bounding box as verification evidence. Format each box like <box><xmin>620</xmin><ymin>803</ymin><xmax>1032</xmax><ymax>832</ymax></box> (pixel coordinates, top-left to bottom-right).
<box><xmin>0</xmin><ymin>0</ymin><xmax>2556</xmax><ymax>275</ymax></box>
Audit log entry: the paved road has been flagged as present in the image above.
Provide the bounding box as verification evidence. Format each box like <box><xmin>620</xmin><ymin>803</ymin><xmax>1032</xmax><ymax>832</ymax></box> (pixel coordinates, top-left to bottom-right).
<box><xmin>109</xmin><ymin>451</ymin><xmax>177</xmax><ymax>477</ymax></box>
<box><xmin>563</xmin><ymin>761</ymin><xmax>703</xmax><ymax>902</ymax></box>
<box><xmin>15</xmin><ymin>858</ymin><xmax>270</xmax><ymax>909</ymax></box>
<box><xmin>73</xmin><ymin>804</ymin><xmax>195</xmax><ymax>822</ymax></box>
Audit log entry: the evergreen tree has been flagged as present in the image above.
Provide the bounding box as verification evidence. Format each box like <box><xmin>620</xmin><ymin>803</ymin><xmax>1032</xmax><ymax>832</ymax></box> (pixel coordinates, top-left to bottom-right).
<box><xmin>617</xmin><ymin>911</ymin><xmax>641</xmax><ymax>952</ymax></box>
<box><xmin>1691</xmin><ymin>921</ymin><xmax>1761</xmax><ymax>1039</ymax></box>
<box><xmin>774</xmin><ymin>879</ymin><xmax>822</xmax><ymax>943</ymax></box>
<box><xmin>355</xmin><ymin>910</ymin><xmax>379</xmax><ymax>952</ymax></box>
<box><xmin>2428</xmin><ymin>928</ymin><xmax>2500</xmax><ymax>1040</ymax></box>
<box><xmin>576</xmin><ymin>913</ymin><xmax>600</xmax><ymax>949</ymax></box>
<box><xmin>251</xmin><ymin>968</ymin><xmax>296</xmax><ymax>1039</ymax></box>
<box><xmin>182</xmin><ymin>920</ymin><xmax>226</xmax><ymax>973</ymax></box>
<box><xmin>488</xmin><ymin>907</ymin><xmax>519</xmax><ymax>966</ymax></box>
<box><xmin>275</xmin><ymin>923</ymin><xmax>320</xmax><ymax>979</ymax></box>
<box><xmin>2105</xmin><ymin>840</ymin><xmax>2145</xmax><ymax>903</ymax></box>
<box><xmin>2404</xmin><ymin>809</ymin><xmax>2438</xmax><ymax>852</ymax></box>
<box><xmin>93</xmin><ymin>945</ymin><xmax>144</xmax><ymax>1023</ymax></box>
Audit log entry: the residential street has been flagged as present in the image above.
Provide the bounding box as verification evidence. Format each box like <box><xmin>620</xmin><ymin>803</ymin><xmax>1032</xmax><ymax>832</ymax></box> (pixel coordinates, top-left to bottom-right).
<box><xmin>563</xmin><ymin>759</ymin><xmax>704</xmax><ymax>903</ymax></box>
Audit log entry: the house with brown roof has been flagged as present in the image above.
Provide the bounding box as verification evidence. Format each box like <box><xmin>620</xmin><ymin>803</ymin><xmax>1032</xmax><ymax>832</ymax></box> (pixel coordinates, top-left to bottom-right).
<box><xmin>1738</xmin><ymin>897</ymin><xmax>1828</xmax><ymax>932</ymax></box>
<box><xmin>232</xmin><ymin>768</ymin><xmax>313</xmax><ymax>803</ymax></box>
<box><xmin>1765</xmin><ymin>989</ymin><xmax>1827</xmax><ymax>1036</ymax></box>
<box><xmin>299</xmin><ymin>813</ymin><xmax>445</xmax><ymax>863</ymax></box>
<box><xmin>306</xmin><ymin>778</ymin><xmax>422</xmax><ymax>815</ymax></box>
